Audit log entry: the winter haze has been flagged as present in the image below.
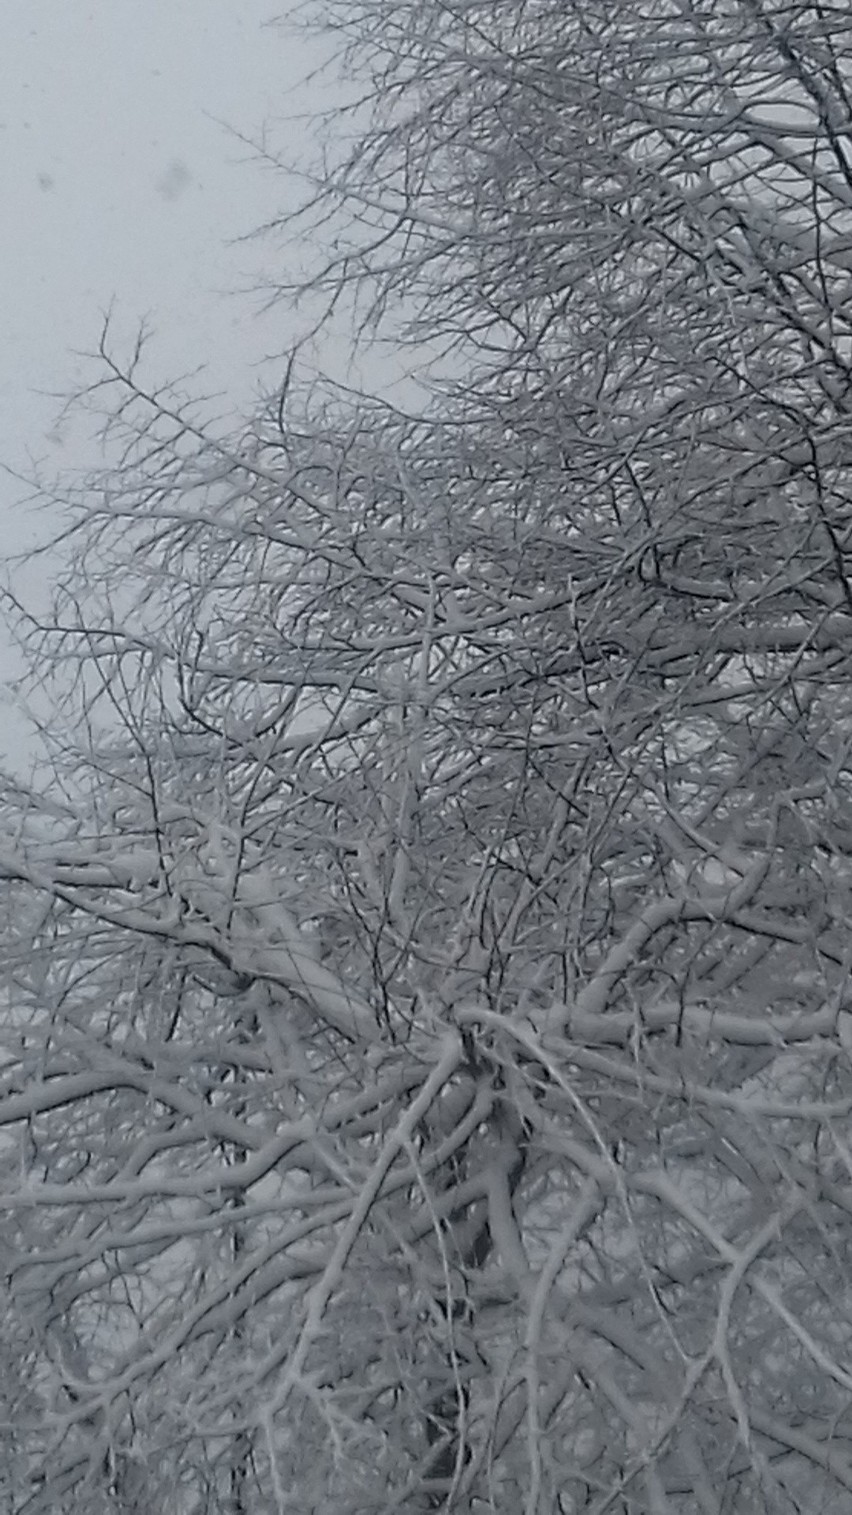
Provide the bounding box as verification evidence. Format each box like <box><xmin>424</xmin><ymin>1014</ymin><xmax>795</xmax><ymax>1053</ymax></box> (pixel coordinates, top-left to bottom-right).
<box><xmin>0</xmin><ymin>1</ymin><xmax>312</xmax><ymax>757</ymax></box>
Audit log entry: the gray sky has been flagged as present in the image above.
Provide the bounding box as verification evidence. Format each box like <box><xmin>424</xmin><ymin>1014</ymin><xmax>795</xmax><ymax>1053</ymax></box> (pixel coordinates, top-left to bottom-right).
<box><xmin>0</xmin><ymin>1</ymin><xmax>324</xmax><ymax>758</ymax></box>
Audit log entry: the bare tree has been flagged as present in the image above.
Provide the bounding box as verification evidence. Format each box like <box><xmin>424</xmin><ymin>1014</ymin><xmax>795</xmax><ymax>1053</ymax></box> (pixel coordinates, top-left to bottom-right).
<box><xmin>4</xmin><ymin>1</ymin><xmax>852</xmax><ymax>1510</ymax></box>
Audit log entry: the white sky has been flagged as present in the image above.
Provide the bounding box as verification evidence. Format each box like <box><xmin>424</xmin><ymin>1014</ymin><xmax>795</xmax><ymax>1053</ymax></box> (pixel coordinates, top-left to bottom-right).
<box><xmin>0</xmin><ymin>1</ymin><xmax>328</xmax><ymax>760</ymax></box>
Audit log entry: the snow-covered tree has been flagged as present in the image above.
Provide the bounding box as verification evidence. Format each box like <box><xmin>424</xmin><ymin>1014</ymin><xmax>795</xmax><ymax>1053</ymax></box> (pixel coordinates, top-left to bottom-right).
<box><xmin>4</xmin><ymin>2</ymin><xmax>852</xmax><ymax>1509</ymax></box>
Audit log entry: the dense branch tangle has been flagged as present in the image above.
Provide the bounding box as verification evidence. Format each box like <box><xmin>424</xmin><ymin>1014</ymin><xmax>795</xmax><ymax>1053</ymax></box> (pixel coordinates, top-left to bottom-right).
<box><xmin>3</xmin><ymin>1</ymin><xmax>852</xmax><ymax>1511</ymax></box>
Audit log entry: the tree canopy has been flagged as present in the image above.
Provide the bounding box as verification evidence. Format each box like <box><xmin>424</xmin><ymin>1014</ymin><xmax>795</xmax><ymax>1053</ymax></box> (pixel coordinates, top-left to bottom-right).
<box><xmin>3</xmin><ymin>2</ymin><xmax>852</xmax><ymax>1510</ymax></box>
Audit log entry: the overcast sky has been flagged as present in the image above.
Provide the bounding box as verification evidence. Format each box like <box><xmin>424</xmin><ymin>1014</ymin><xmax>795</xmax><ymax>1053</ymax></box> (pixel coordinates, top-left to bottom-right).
<box><xmin>0</xmin><ymin>1</ymin><xmax>333</xmax><ymax>760</ymax></box>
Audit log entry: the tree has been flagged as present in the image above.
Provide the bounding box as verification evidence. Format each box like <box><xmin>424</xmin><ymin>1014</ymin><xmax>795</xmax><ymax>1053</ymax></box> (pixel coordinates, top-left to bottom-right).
<box><xmin>3</xmin><ymin>1</ymin><xmax>852</xmax><ymax>1509</ymax></box>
